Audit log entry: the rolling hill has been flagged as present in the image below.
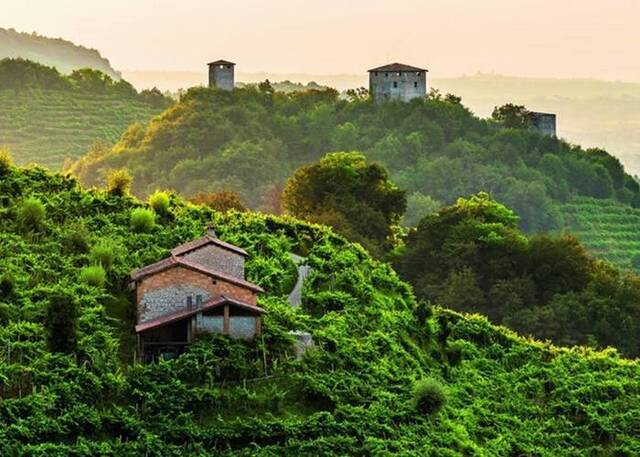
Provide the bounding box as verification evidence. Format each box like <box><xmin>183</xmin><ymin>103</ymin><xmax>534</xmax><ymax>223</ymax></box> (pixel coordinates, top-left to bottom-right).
<box><xmin>0</xmin><ymin>58</ymin><xmax>170</xmax><ymax>169</ymax></box>
<box><xmin>0</xmin><ymin>27</ymin><xmax>120</xmax><ymax>79</ymax></box>
<box><xmin>0</xmin><ymin>163</ymin><xmax>639</xmax><ymax>454</ymax></box>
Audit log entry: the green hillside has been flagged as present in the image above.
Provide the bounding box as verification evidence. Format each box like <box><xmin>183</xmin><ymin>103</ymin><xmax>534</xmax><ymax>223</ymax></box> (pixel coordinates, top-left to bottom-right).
<box><xmin>0</xmin><ymin>27</ymin><xmax>120</xmax><ymax>79</ymax></box>
<box><xmin>1</xmin><ymin>164</ymin><xmax>640</xmax><ymax>454</ymax></box>
<box><xmin>562</xmin><ymin>197</ymin><xmax>640</xmax><ymax>270</ymax></box>
<box><xmin>69</xmin><ymin>85</ymin><xmax>640</xmax><ymax>234</ymax></box>
<box><xmin>0</xmin><ymin>59</ymin><xmax>169</xmax><ymax>169</ymax></box>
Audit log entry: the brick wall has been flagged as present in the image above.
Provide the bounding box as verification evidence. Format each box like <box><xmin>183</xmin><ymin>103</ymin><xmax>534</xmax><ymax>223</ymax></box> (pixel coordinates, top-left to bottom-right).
<box><xmin>137</xmin><ymin>266</ymin><xmax>257</xmax><ymax>322</ymax></box>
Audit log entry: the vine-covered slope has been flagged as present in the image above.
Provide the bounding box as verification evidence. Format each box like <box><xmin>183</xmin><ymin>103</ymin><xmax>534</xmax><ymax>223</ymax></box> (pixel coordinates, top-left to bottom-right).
<box><xmin>562</xmin><ymin>197</ymin><xmax>640</xmax><ymax>271</ymax></box>
<box><xmin>1</xmin><ymin>165</ymin><xmax>639</xmax><ymax>455</ymax></box>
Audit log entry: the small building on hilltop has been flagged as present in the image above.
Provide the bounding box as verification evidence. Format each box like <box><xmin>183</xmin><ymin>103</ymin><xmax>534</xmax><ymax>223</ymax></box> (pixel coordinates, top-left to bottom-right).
<box><xmin>527</xmin><ymin>111</ymin><xmax>557</xmax><ymax>137</ymax></box>
<box><xmin>368</xmin><ymin>63</ymin><xmax>428</xmax><ymax>103</ymax></box>
<box><xmin>208</xmin><ymin>59</ymin><xmax>235</xmax><ymax>90</ymax></box>
<box><xmin>131</xmin><ymin>228</ymin><xmax>264</xmax><ymax>362</ymax></box>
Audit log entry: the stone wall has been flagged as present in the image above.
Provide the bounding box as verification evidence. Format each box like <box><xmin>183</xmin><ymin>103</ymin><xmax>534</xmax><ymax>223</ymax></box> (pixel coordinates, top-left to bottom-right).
<box><xmin>182</xmin><ymin>244</ymin><xmax>244</xmax><ymax>279</ymax></box>
<box><xmin>209</xmin><ymin>64</ymin><xmax>234</xmax><ymax>90</ymax></box>
<box><xmin>229</xmin><ymin>316</ymin><xmax>257</xmax><ymax>339</ymax></box>
<box><xmin>137</xmin><ymin>266</ymin><xmax>257</xmax><ymax>322</ymax></box>
<box><xmin>369</xmin><ymin>70</ymin><xmax>427</xmax><ymax>103</ymax></box>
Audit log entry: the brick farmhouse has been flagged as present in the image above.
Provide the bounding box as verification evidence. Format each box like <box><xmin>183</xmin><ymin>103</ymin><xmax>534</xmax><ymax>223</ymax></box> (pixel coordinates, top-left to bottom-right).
<box><xmin>130</xmin><ymin>228</ymin><xmax>265</xmax><ymax>362</ymax></box>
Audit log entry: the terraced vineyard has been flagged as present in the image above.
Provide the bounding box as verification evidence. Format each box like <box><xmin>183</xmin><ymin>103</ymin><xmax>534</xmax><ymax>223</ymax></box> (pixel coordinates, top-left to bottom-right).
<box><xmin>0</xmin><ymin>89</ymin><xmax>163</xmax><ymax>169</ymax></box>
<box><xmin>562</xmin><ymin>197</ymin><xmax>640</xmax><ymax>270</ymax></box>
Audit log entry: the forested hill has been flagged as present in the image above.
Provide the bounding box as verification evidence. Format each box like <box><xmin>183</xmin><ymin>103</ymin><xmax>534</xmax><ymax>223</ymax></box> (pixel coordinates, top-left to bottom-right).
<box><xmin>1</xmin><ymin>161</ymin><xmax>639</xmax><ymax>454</ymax></box>
<box><xmin>0</xmin><ymin>58</ymin><xmax>171</xmax><ymax>169</ymax></box>
<box><xmin>69</xmin><ymin>85</ymin><xmax>640</xmax><ymax>234</ymax></box>
<box><xmin>0</xmin><ymin>28</ymin><xmax>120</xmax><ymax>79</ymax></box>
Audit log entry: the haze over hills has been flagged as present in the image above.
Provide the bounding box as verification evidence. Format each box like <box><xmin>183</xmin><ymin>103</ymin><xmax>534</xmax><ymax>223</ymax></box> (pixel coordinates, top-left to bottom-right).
<box><xmin>0</xmin><ymin>27</ymin><xmax>120</xmax><ymax>79</ymax></box>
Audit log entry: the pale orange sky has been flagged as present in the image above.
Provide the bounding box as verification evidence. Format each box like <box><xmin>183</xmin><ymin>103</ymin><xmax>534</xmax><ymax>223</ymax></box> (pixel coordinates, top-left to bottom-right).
<box><xmin>4</xmin><ymin>0</ymin><xmax>640</xmax><ymax>81</ymax></box>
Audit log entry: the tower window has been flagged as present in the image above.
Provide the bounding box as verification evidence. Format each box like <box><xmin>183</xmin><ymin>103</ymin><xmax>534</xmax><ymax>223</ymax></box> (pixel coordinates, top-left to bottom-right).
<box><xmin>393</xmin><ymin>81</ymin><xmax>398</xmax><ymax>88</ymax></box>
<box><xmin>414</xmin><ymin>82</ymin><xmax>418</xmax><ymax>88</ymax></box>
<box><xmin>374</xmin><ymin>72</ymin><xmax>378</xmax><ymax>76</ymax></box>
<box><xmin>385</xmin><ymin>73</ymin><xmax>388</xmax><ymax>77</ymax></box>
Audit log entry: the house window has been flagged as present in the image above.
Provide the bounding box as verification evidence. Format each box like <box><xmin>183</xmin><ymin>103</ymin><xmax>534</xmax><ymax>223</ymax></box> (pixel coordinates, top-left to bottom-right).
<box><xmin>374</xmin><ymin>72</ymin><xmax>379</xmax><ymax>76</ymax></box>
<box><xmin>186</xmin><ymin>296</ymin><xmax>193</xmax><ymax>309</ymax></box>
<box><xmin>414</xmin><ymin>82</ymin><xmax>418</xmax><ymax>88</ymax></box>
<box><xmin>393</xmin><ymin>81</ymin><xmax>398</xmax><ymax>88</ymax></box>
<box><xmin>385</xmin><ymin>73</ymin><xmax>388</xmax><ymax>77</ymax></box>
<box><xmin>196</xmin><ymin>295</ymin><xmax>203</xmax><ymax>306</ymax></box>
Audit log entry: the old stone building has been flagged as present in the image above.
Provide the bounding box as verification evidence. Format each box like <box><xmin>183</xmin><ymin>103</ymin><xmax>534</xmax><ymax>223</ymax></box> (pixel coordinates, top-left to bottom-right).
<box><xmin>368</xmin><ymin>63</ymin><xmax>428</xmax><ymax>103</ymax></box>
<box><xmin>131</xmin><ymin>228</ymin><xmax>264</xmax><ymax>362</ymax></box>
<box><xmin>527</xmin><ymin>111</ymin><xmax>557</xmax><ymax>136</ymax></box>
<box><xmin>208</xmin><ymin>59</ymin><xmax>235</xmax><ymax>90</ymax></box>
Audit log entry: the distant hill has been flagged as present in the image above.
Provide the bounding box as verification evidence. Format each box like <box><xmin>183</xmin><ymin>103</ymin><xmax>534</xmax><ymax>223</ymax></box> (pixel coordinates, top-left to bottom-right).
<box><xmin>0</xmin><ymin>58</ymin><xmax>171</xmax><ymax>169</ymax></box>
<box><xmin>0</xmin><ymin>27</ymin><xmax>120</xmax><ymax>79</ymax></box>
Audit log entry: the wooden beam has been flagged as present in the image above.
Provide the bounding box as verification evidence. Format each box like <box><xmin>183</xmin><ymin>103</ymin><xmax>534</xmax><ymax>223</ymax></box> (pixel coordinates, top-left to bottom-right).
<box><xmin>255</xmin><ymin>316</ymin><xmax>262</xmax><ymax>337</ymax></box>
<box><xmin>223</xmin><ymin>305</ymin><xmax>230</xmax><ymax>335</ymax></box>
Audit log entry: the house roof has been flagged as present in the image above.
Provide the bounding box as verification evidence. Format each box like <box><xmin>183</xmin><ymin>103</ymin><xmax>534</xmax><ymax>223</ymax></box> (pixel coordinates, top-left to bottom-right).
<box><xmin>170</xmin><ymin>234</ymin><xmax>248</xmax><ymax>257</ymax></box>
<box><xmin>208</xmin><ymin>59</ymin><xmax>235</xmax><ymax>66</ymax></box>
<box><xmin>135</xmin><ymin>295</ymin><xmax>266</xmax><ymax>333</ymax></box>
<box><xmin>368</xmin><ymin>63</ymin><xmax>428</xmax><ymax>73</ymax></box>
<box><xmin>130</xmin><ymin>255</ymin><xmax>264</xmax><ymax>293</ymax></box>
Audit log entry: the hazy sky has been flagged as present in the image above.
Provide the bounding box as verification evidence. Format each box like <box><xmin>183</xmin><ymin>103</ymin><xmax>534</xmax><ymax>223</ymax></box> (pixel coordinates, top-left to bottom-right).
<box><xmin>3</xmin><ymin>0</ymin><xmax>640</xmax><ymax>80</ymax></box>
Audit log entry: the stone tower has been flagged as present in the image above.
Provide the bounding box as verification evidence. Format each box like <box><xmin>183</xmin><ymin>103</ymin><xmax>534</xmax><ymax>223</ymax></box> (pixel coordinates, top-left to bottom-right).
<box><xmin>368</xmin><ymin>63</ymin><xmax>428</xmax><ymax>103</ymax></box>
<box><xmin>208</xmin><ymin>59</ymin><xmax>235</xmax><ymax>91</ymax></box>
<box><xmin>527</xmin><ymin>112</ymin><xmax>557</xmax><ymax>137</ymax></box>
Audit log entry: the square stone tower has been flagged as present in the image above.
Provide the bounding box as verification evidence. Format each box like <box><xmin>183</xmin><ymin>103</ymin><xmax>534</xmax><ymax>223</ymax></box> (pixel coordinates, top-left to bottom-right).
<box><xmin>527</xmin><ymin>112</ymin><xmax>557</xmax><ymax>137</ymax></box>
<box><xmin>368</xmin><ymin>63</ymin><xmax>428</xmax><ymax>103</ymax></box>
<box><xmin>208</xmin><ymin>59</ymin><xmax>235</xmax><ymax>91</ymax></box>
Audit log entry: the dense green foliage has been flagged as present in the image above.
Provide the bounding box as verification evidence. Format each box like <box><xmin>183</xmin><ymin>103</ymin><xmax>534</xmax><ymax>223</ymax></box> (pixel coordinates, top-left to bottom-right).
<box><xmin>562</xmin><ymin>197</ymin><xmax>640</xmax><ymax>271</ymax></box>
<box><xmin>0</xmin><ymin>27</ymin><xmax>120</xmax><ymax>79</ymax></box>
<box><xmin>68</xmin><ymin>86</ymin><xmax>640</xmax><ymax>232</ymax></box>
<box><xmin>2</xmin><ymin>166</ymin><xmax>640</xmax><ymax>454</ymax></box>
<box><xmin>0</xmin><ymin>59</ymin><xmax>170</xmax><ymax>169</ymax></box>
<box><xmin>396</xmin><ymin>193</ymin><xmax>640</xmax><ymax>357</ymax></box>
<box><xmin>283</xmin><ymin>151</ymin><xmax>406</xmax><ymax>256</ymax></box>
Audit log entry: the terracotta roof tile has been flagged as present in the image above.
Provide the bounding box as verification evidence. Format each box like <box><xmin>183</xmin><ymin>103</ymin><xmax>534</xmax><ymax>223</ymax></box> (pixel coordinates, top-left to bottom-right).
<box><xmin>130</xmin><ymin>255</ymin><xmax>264</xmax><ymax>293</ymax></box>
<box><xmin>171</xmin><ymin>235</ymin><xmax>248</xmax><ymax>257</ymax></box>
<box><xmin>368</xmin><ymin>62</ymin><xmax>427</xmax><ymax>73</ymax></box>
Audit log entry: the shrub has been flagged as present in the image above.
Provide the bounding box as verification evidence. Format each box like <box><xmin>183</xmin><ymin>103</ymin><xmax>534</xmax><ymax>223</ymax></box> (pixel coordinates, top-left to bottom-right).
<box><xmin>89</xmin><ymin>240</ymin><xmax>117</xmax><ymax>270</ymax></box>
<box><xmin>413</xmin><ymin>378</ymin><xmax>446</xmax><ymax>415</ymax></box>
<box><xmin>106</xmin><ymin>168</ymin><xmax>132</xmax><ymax>196</ymax></box>
<box><xmin>0</xmin><ymin>148</ymin><xmax>12</xmax><ymax>174</ymax></box>
<box><xmin>17</xmin><ymin>197</ymin><xmax>45</xmax><ymax>232</ymax></box>
<box><xmin>0</xmin><ymin>274</ymin><xmax>15</xmax><ymax>298</ymax></box>
<box><xmin>44</xmin><ymin>292</ymin><xmax>79</xmax><ymax>353</ymax></box>
<box><xmin>61</xmin><ymin>222</ymin><xmax>90</xmax><ymax>254</ymax></box>
<box><xmin>130</xmin><ymin>208</ymin><xmax>155</xmax><ymax>233</ymax></box>
<box><xmin>79</xmin><ymin>265</ymin><xmax>106</xmax><ymax>287</ymax></box>
<box><xmin>149</xmin><ymin>190</ymin><xmax>170</xmax><ymax>215</ymax></box>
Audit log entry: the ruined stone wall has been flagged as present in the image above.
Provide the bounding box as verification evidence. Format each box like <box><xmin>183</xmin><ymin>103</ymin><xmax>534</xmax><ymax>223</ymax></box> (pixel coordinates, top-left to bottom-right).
<box><xmin>181</xmin><ymin>244</ymin><xmax>244</xmax><ymax>279</ymax></box>
<box><xmin>137</xmin><ymin>266</ymin><xmax>257</xmax><ymax>322</ymax></box>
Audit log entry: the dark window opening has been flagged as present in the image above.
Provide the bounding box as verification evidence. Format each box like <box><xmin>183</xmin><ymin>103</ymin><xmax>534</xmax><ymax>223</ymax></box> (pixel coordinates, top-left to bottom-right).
<box><xmin>186</xmin><ymin>296</ymin><xmax>193</xmax><ymax>309</ymax></box>
<box><xmin>393</xmin><ymin>81</ymin><xmax>398</xmax><ymax>88</ymax></box>
<box><xmin>414</xmin><ymin>82</ymin><xmax>418</xmax><ymax>88</ymax></box>
<box><xmin>385</xmin><ymin>73</ymin><xmax>388</xmax><ymax>77</ymax></box>
<box><xmin>196</xmin><ymin>295</ymin><xmax>203</xmax><ymax>306</ymax></box>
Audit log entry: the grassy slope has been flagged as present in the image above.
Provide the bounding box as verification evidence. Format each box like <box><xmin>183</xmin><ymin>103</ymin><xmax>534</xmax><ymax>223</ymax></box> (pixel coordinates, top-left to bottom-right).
<box><xmin>0</xmin><ymin>166</ymin><xmax>639</xmax><ymax>455</ymax></box>
<box><xmin>0</xmin><ymin>89</ymin><xmax>162</xmax><ymax>169</ymax></box>
<box><xmin>562</xmin><ymin>197</ymin><xmax>640</xmax><ymax>271</ymax></box>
